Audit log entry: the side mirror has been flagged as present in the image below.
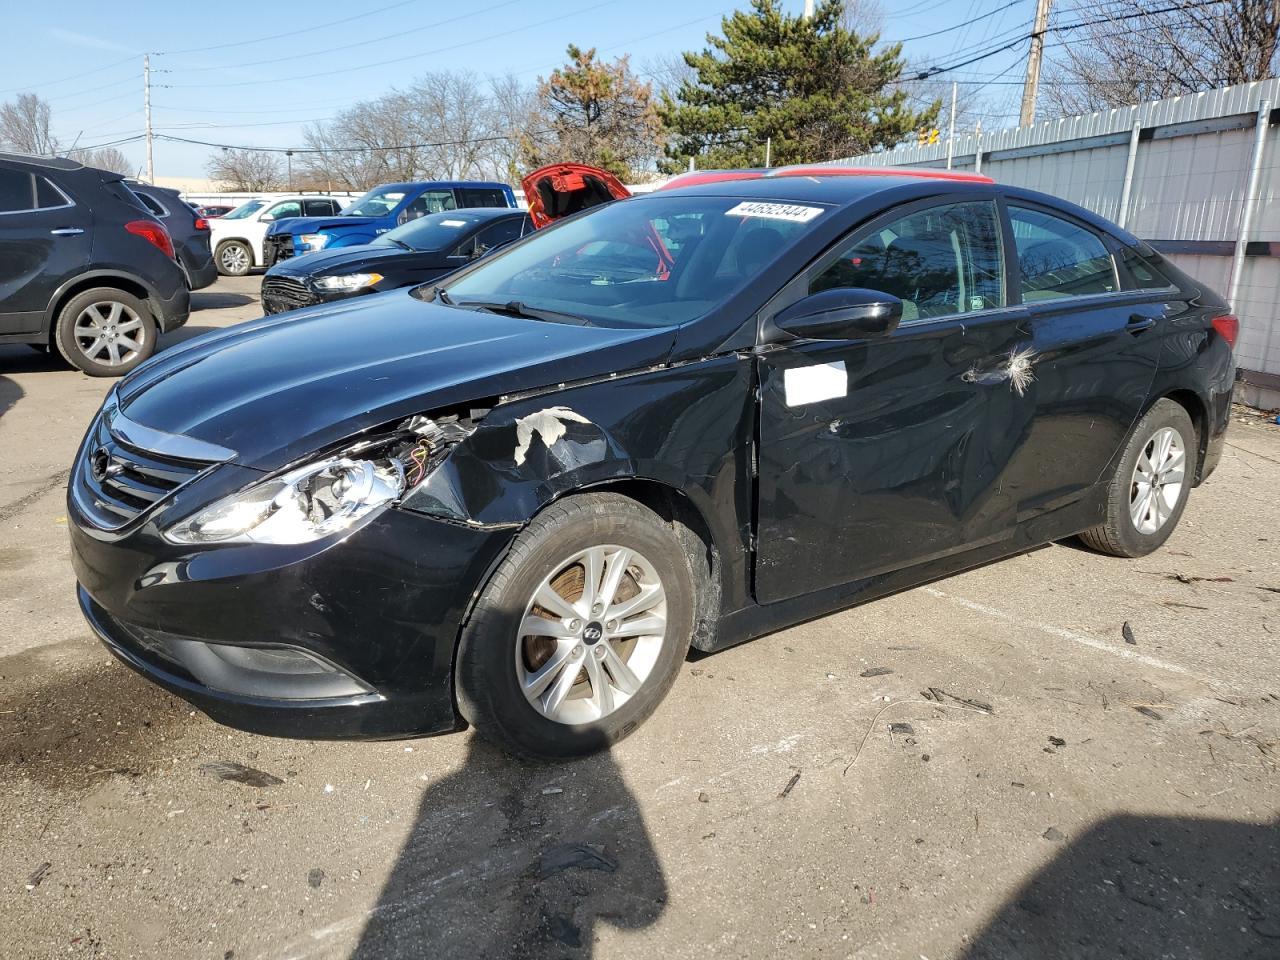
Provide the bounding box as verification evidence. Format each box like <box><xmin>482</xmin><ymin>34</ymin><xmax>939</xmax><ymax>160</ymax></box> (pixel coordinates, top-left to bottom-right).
<box><xmin>258</xmin><ymin>213</ymin><xmax>274</xmax><ymax>222</ymax></box>
<box><xmin>770</xmin><ymin>287</ymin><xmax>903</xmax><ymax>341</ymax></box>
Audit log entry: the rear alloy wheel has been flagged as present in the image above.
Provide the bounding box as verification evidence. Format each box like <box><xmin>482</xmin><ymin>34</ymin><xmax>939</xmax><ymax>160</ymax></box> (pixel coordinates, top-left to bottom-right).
<box><xmin>1078</xmin><ymin>398</ymin><xmax>1195</xmax><ymax>557</ymax></box>
<box><xmin>456</xmin><ymin>493</ymin><xmax>694</xmax><ymax>760</ymax></box>
<box><xmin>54</xmin><ymin>287</ymin><xmax>156</xmax><ymax>377</ymax></box>
<box><xmin>216</xmin><ymin>240</ymin><xmax>252</xmax><ymax>276</ymax></box>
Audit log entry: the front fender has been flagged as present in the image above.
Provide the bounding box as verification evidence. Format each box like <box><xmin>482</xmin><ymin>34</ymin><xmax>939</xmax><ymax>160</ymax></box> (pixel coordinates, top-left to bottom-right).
<box><xmin>400</xmin><ymin>354</ymin><xmax>756</xmax><ymax>604</ymax></box>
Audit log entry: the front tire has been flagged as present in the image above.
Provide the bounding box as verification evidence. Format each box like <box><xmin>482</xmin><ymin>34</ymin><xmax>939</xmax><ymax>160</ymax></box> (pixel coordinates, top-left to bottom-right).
<box><xmin>1078</xmin><ymin>398</ymin><xmax>1195</xmax><ymax>557</ymax></box>
<box><xmin>215</xmin><ymin>240</ymin><xmax>252</xmax><ymax>277</ymax></box>
<box><xmin>54</xmin><ymin>287</ymin><xmax>156</xmax><ymax>377</ymax></box>
<box><xmin>456</xmin><ymin>493</ymin><xmax>695</xmax><ymax>761</ymax></box>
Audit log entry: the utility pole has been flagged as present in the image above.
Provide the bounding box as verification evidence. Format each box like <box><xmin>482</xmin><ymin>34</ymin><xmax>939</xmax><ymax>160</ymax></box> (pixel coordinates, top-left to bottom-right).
<box><xmin>803</xmin><ymin>0</ymin><xmax>814</xmax><ymax>18</ymax></box>
<box><xmin>286</xmin><ymin>150</ymin><xmax>294</xmax><ymax>190</ymax></box>
<box><xmin>764</xmin><ymin>137</ymin><xmax>772</xmax><ymax>168</ymax></box>
<box><xmin>143</xmin><ymin>54</ymin><xmax>154</xmax><ymax>182</ymax></box>
<box><xmin>946</xmin><ymin>82</ymin><xmax>957</xmax><ymax>169</ymax></box>
<box><xmin>1020</xmin><ymin>0</ymin><xmax>1052</xmax><ymax>126</ymax></box>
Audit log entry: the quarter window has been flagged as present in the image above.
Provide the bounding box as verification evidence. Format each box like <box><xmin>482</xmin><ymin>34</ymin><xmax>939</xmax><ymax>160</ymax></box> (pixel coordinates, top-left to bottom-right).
<box><xmin>810</xmin><ymin>200</ymin><xmax>1005</xmax><ymax>322</ymax></box>
<box><xmin>1117</xmin><ymin>247</ymin><xmax>1175</xmax><ymax>290</ymax></box>
<box><xmin>35</xmin><ymin>176</ymin><xmax>67</xmax><ymax>209</ymax></box>
<box><xmin>1009</xmin><ymin>206</ymin><xmax>1116</xmax><ymax>300</ymax></box>
<box><xmin>0</xmin><ymin>168</ymin><xmax>34</xmax><ymax>212</ymax></box>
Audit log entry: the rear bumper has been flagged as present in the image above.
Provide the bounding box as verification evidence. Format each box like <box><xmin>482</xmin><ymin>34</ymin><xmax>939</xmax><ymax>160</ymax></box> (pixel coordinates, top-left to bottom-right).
<box><xmin>153</xmin><ymin>282</ymin><xmax>191</xmax><ymax>332</ymax></box>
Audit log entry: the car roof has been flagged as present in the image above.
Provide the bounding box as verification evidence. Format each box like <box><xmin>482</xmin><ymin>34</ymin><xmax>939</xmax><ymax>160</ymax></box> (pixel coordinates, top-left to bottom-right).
<box><xmin>373</xmin><ymin>181</ymin><xmax>511</xmax><ymax>191</ymax></box>
<box><xmin>651</xmin><ymin>168</ymin><xmax>997</xmax><ymax>206</ymax></box>
<box><xmin>445</xmin><ymin>207</ymin><xmax>525</xmax><ymax>219</ymax></box>
<box><xmin>0</xmin><ymin>151</ymin><xmax>84</xmax><ymax>171</ymax></box>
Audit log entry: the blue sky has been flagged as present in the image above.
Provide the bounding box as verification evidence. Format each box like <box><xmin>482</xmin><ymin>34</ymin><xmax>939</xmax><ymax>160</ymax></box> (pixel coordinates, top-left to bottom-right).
<box><xmin>3</xmin><ymin>0</ymin><xmax>1035</xmax><ymax>179</ymax></box>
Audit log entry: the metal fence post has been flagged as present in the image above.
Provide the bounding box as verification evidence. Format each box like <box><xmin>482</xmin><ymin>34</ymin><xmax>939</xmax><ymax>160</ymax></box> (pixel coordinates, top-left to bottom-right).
<box><xmin>1117</xmin><ymin>122</ymin><xmax>1142</xmax><ymax>229</ymax></box>
<box><xmin>974</xmin><ymin>122</ymin><xmax>983</xmax><ymax>174</ymax></box>
<box><xmin>1228</xmin><ymin>99</ymin><xmax>1272</xmax><ymax>311</ymax></box>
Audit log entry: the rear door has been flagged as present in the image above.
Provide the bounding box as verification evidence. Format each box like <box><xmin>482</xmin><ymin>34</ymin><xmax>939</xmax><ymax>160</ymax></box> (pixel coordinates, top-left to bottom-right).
<box><xmin>994</xmin><ymin>202</ymin><xmax>1162</xmax><ymax>516</ymax></box>
<box><xmin>0</xmin><ymin>165</ymin><xmax>90</xmax><ymax>334</ymax></box>
<box><xmin>754</xmin><ymin>196</ymin><xmax>1032</xmax><ymax>604</ymax></box>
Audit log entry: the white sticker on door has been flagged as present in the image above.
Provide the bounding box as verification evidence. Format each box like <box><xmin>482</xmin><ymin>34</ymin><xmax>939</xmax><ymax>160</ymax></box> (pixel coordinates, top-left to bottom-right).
<box><xmin>784</xmin><ymin>361</ymin><xmax>847</xmax><ymax>407</ymax></box>
<box><xmin>725</xmin><ymin>201</ymin><xmax>824</xmax><ymax>223</ymax></box>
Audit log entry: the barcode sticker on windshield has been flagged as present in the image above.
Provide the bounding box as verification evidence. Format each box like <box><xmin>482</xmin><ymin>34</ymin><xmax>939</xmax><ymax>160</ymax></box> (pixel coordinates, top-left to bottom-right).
<box><xmin>726</xmin><ymin>201</ymin><xmax>824</xmax><ymax>223</ymax></box>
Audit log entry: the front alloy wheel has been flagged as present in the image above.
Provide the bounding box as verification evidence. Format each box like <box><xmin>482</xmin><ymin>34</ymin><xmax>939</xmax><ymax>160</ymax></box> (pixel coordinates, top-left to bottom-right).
<box><xmin>516</xmin><ymin>545</ymin><xmax>667</xmax><ymax>724</ymax></box>
<box><xmin>456</xmin><ymin>493</ymin><xmax>694</xmax><ymax>760</ymax></box>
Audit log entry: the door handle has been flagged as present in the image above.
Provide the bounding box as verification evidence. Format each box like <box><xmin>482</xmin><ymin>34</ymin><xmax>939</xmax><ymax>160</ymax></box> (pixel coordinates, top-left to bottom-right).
<box><xmin>50</xmin><ymin>227</ymin><xmax>85</xmax><ymax>236</ymax></box>
<box><xmin>1126</xmin><ymin>314</ymin><xmax>1156</xmax><ymax>335</ymax></box>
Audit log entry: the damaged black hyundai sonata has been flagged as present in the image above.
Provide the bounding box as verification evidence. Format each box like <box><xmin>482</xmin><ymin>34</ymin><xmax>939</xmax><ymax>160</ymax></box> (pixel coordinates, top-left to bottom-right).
<box><xmin>69</xmin><ymin>166</ymin><xmax>1236</xmax><ymax>759</ymax></box>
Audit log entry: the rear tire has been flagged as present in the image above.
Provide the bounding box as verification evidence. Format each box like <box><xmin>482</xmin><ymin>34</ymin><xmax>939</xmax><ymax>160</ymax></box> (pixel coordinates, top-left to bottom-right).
<box><xmin>216</xmin><ymin>240</ymin><xmax>252</xmax><ymax>277</ymax></box>
<box><xmin>54</xmin><ymin>287</ymin><xmax>156</xmax><ymax>378</ymax></box>
<box><xmin>1078</xmin><ymin>398</ymin><xmax>1195</xmax><ymax>557</ymax></box>
<box><xmin>456</xmin><ymin>493</ymin><xmax>695</xmax><ymax>761</ymax></box>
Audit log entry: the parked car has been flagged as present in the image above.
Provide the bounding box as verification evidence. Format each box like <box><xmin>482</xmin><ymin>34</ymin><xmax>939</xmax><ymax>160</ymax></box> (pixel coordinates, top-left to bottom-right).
<box><xmin>261</xmin><ymin>208</ymin><xmax>532</xmax><ymax>314</ymax></box>
<box><xmin>69</xmin><ymin>164</ymin><xmax>1236</xmax><ymax>758</ymax></box>
<box><xmin>261</xmin><ymin>181</ymin><xmax>516</xmax><ymax>268</ymax></box>
<box><xmin>193</xmin><ymin>204</ymin><xmax>234</xmax><ymax>219</ymax></box>
<box><xmin>128</xmin><ymin>182</ymin><xmax>217</xmax><ymax>291</ymax></box>
<box><xmin>209</xmin><ymin>195</ymin><xmax>348</xmax><ymax>277</ymax></box>
<box><xmin>0</xmin><ymin>152</ymin><xmax>189</xmax><ymax>376</ymax></box>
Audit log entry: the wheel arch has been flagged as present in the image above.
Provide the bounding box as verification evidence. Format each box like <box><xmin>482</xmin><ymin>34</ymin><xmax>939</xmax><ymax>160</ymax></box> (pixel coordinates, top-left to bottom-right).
<box><xmin>1146</xmin><ymin>387</ymin><xmax>1209</xmax><ymax>484</ymax></box>
<box><xmin>44</xmin><ymin>272</ymin><xmax>156</xmax><ymax>341</ymax></box>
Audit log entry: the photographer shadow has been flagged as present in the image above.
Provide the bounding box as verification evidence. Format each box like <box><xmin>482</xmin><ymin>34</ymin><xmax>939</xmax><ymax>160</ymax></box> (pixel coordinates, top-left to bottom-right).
<box><xmin>351</xmin><ymin>735</ymin><xmax>667</xmax><ymax>959</ymax></box>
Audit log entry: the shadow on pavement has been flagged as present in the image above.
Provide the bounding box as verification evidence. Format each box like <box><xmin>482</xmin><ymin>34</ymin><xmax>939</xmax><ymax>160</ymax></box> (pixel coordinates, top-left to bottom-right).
<box><xmin>192</xmin><ymin>291</ymin><xmax>257</xmax><ymax>311</ymax></box>
<box><xmin>964</xmin><ymin>814</ymin><xmax>1280</xmax><ymax>959</ymax></box>
<box><xmin>351</xmin><ymin>736</ymin><xmax>666</xmax><ymax>959</ymax></box>
<box><xmin>0</xmin><ymin>371</ymin><xmax>23</xmax><ymax>421</ymax></box>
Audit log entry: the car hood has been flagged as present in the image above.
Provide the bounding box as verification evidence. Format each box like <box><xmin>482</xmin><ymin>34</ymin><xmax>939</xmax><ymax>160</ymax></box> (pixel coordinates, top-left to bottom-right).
<box><xmin>115</xmin><ymin>291</ymin><xmax>675</xmax><ymax>471</ymax></box>
<box><xmin>266</xmin><ymin>215</ymin><xmax>376</xmax><ymax>237</ymax></box>
<box><xmin>270</xmin><ymin>243</ymin><xmax>442</xmax><ymax>276</ymax></box>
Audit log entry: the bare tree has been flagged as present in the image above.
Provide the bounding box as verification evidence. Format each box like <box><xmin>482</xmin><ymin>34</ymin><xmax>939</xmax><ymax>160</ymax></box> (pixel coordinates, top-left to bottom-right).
<box><xmin>1044</xmin><ymin>0</ymin><xmax>1280</xmax><ymax>115</ymax></box>
<box><xmin>206</xmin><ymin>148</ymin><xmax>284</xmax><ymax>191</ymax></box>
<box><xmin>841</xmin><ymin>0</ymin><xmax>885</xmax><ymax>35</ymax></box>
<box><xmin>0</xmin><ymin>93</ymin><xmax>59</xmax><ymax>155</ymax></box>
<box><xmin>71</xmin><ymin>146</ymin><xmax>134</xmax><ymax>175</ymax></box>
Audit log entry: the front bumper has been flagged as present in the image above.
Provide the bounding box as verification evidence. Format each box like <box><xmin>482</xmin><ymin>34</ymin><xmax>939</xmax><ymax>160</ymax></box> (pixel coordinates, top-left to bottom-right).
<box><xmin>262</xmin><ymin>234</ymin><xmax>295</xmax><ymax>269</ymax></box>
<box><xmin>69</xmin><ymin>484</ymin><xmax>518</xmax><ymax>739</ymax></box>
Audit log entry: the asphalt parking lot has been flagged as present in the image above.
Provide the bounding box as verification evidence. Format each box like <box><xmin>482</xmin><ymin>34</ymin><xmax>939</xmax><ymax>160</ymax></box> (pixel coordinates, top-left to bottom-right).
<box><xmin>2</xmin><ymin>276</ymin><xmax>1278</xmax><ymax>960</ymax></box>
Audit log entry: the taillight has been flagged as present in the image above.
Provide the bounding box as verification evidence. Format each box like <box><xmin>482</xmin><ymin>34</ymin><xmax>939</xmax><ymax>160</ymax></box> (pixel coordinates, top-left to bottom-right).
<box><xmin>1211</xmin><ymin>314</ymin><xmax>1238</xmax><ymax>348</ymax></box>
<box><xmin>125</xmin><ymin>219</ymin><xmax>175</xmax><ymax>259</ymax></box>
<box><xmin>194</xmin><ymin>217</ymin><xmax>209</xmax><ymax>231</ymax></box>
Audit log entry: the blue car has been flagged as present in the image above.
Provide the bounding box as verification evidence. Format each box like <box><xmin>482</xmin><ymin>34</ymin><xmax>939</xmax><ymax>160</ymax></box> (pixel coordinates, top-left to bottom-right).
<box><xmin>261</xmin><ymin>180</ymin><xmax>516</xmax><ymax>267</ymax></box>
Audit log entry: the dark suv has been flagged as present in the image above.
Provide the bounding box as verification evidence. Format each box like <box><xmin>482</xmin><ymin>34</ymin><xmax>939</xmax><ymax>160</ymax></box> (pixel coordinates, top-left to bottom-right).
<box><xmin>129</xmin><ymin>182</ymin><xmax>217</xmax><ymax>291</ymax></box>
<box><xmin>0</xmin><ymin>153</ymin><xmax>189</xmax><ymax>377</ymax></box>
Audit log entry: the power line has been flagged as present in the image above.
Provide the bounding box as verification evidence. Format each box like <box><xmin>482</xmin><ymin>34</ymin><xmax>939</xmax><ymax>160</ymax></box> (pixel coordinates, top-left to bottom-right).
<box><xmin>155</xmin><ymin>129</ymin><xmax>554</xmax><ymax>154</ymax></box>
<box><xmin>0</xmin><ymin>53</ymin><xmax>137</xmax><ymax>97</ymax></box>
<box><xmin>158</xmin><ymin>0</ymin><xmax>418</xmax><ymax>55</ymax></box>
<box><xmin>165</xmin><ymin>0</ymin><xmax>626</xmax><ymax>90</ymax></box>
<box><xmin>174</xmin><ymin>0</ymin><xmax>525</xmax><ymax>73</ymax></box>
<box><xmin>899</xmin><ymin>1</ymin><xmax>1029</xmax><ymax>44</ymax></box>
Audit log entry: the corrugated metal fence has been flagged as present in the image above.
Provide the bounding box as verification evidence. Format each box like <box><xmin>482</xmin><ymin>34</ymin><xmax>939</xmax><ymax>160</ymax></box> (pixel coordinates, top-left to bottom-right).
<box><xmin>827</xmin><ymin>79</ymin><xmax>1280</xmax><ymax>408</ymax></box>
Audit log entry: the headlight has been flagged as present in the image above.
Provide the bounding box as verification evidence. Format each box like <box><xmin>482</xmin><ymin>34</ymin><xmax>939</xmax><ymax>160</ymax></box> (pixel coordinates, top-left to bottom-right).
<box><xmin>315</xmin><ymin>272</ymin><xmax>383</xmax><ymax>292</ymax></box>
<box><xmin>164</xmin><ymin>457</ymin><xmax>404</xmax><ymax>545</ymax></box>
<box><xmin>299</xmin><ymin>233</ymin><xmax>329</xmax><ymax>251</ymax></box>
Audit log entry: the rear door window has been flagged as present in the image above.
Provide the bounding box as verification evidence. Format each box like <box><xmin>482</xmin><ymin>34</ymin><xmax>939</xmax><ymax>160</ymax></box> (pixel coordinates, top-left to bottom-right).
<box><xmin>458</xmin><ymin>187</ymin><xmax>509</xmax><ymax>208</ymax></box>
<box><xmin>0</xmin><ymin>168</ymin><xmax>35</xmax><ymax>212</ymax></box>
<box><xmin>402</xmin><ymin>190</ymin><xmax>458</xmax><ymax>221</ymax></box>
<box><xmin>1008</xmin><ymin>205</ymin><xmax>1117</xmax><ymax>300</ymax></box>
<box><xmin>809</xmin><ymin>200</ymin><xmax>1005</xmax><ymax>322</ymax></box>
<box><xmin>303</xmin><ymin>198</ymin><xmax>338</xmax><ymax>216</ymax></box>
<box><xmin>473</xmin><ymin>217</ymin><xmax>523</xmax><ymax>251</ymax></box>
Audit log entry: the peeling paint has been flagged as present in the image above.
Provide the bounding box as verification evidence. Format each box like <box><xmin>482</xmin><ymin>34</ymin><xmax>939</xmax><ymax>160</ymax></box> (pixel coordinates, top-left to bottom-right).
<box><xmin>512</xmin><ymin>406</ymin><xmax>593</xmax><ymax>466</ymax></box>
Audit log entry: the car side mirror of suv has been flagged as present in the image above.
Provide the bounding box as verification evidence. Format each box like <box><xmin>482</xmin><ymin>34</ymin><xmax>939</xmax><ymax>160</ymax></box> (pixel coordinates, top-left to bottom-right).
<box><xmin>769</xmin><ymin>287</ymin><xmax>903</xmax><ymax>342</ymax></box>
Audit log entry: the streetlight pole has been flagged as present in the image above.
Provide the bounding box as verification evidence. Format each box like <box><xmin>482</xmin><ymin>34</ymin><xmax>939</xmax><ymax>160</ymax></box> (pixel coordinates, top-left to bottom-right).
<box><xmin>143</xmin><ymin>54</ymin><xmax>154</xmax><ymax>182</ymax></box>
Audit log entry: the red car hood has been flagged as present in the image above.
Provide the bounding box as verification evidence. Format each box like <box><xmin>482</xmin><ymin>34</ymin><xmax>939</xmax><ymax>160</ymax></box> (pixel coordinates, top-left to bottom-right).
<box><xmin>521</xmin><ymin>163</ymin><xmax>631</xmax><ymax>229</ymax></box>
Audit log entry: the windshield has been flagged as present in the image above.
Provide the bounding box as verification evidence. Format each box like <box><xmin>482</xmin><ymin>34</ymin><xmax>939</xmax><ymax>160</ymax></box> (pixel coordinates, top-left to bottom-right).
<box><xmin>376</xmin><ymin>211</ymin><xmax>487</xmax><ymax>251</ymax></box>
<box><xmin>222</xmin><ymin>199</ymin><xmax>268</xmax><ymax>220</ymax></box>
<box><xmin>344</xmin><ymin>186</ymin><xmax>408</xmax><ymax>218</ymax></box>
<box><xmin>442</xmin><ymin>195</ymin><xmax>828</xmax><ymax>328</ymax></box>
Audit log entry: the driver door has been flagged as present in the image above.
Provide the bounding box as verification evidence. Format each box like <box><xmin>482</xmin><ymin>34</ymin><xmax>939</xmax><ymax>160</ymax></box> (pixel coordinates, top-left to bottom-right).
<box><xmin>754</xmin><ymin>197</ymin><xmax>1033</xmax><ymax>604</ymax></box>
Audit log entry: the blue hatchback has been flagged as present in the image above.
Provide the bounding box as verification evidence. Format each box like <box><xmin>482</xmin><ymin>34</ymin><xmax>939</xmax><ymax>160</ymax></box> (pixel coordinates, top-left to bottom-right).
<box><xmin>262</xmin><ymin>180</ymin><xmax>516</xmax><ymax>267</ymax></box>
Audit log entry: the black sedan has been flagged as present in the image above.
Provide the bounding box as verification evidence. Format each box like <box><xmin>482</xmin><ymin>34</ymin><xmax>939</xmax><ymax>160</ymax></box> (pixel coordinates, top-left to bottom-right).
<box><xmin>68</xmin><ymin>166</ymin><xmax>1236</xmax><ymax>760</ymax></box>
<box><xmin>260</xmin><ymin>208</ymin><xmax>532</xmax><ymax>315</ymax></box>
